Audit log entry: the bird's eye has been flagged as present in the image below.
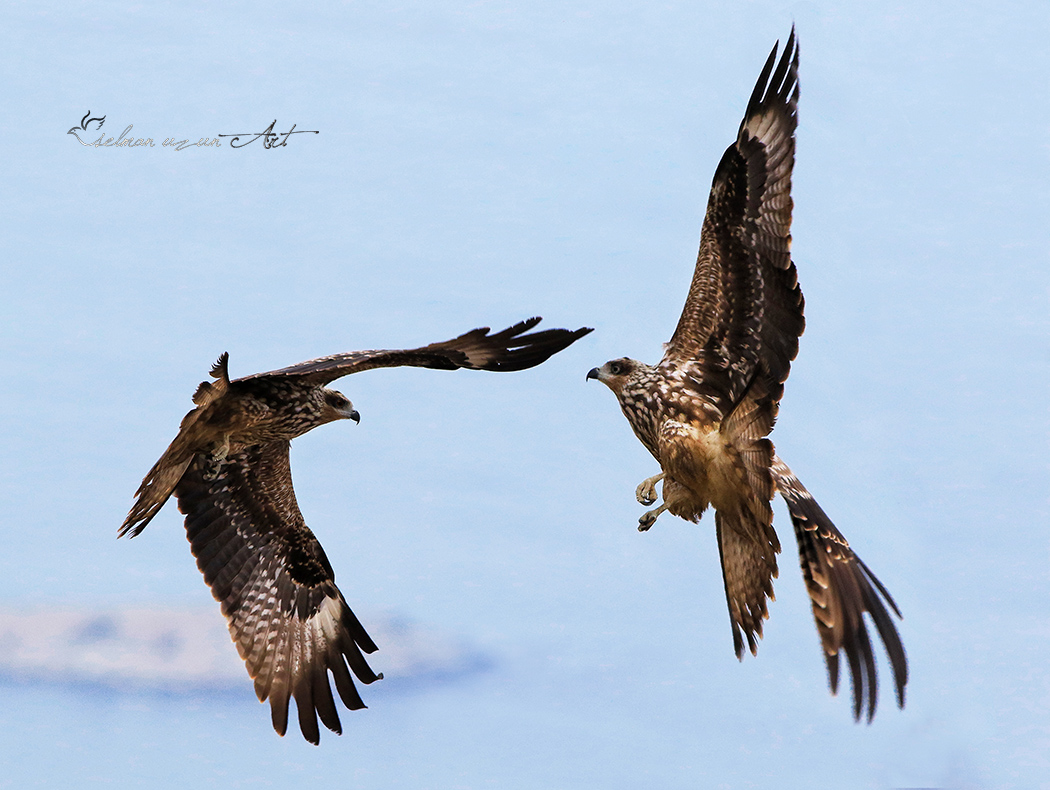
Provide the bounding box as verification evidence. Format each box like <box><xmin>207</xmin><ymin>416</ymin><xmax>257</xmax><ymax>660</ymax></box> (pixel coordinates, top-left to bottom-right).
<box><xmin>325</xmin><ymin>392</ymin><xmax>348</xmax><ymax>408</ymax></box>
<box><xmin>609</xmin><ymin>362</ymin><xmax>624</xmax><ymax>376</ymax></box>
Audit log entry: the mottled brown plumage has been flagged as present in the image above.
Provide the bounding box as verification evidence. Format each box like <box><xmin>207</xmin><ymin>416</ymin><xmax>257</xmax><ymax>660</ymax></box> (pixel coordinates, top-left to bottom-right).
<box><xmin>587</xmin><ymin>30</ymin><xmax>906</xmax><ymax>721</ymax></box>
<box><xmin>121</xmin><ymin>318</ymin><xmax>592</xmax><ymax>743</ymax></box>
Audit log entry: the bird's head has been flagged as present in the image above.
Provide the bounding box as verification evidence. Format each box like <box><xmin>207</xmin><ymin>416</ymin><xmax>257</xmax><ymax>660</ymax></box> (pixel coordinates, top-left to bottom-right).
<box><xmin>320</xmin><ymin>388</ymin><xmax>360</xmax><ymax>424</ymax></box>
<box><xmin>586</xmin><ymin>358</ymin><xmax>644</xmax><ymax>395</ymax></box>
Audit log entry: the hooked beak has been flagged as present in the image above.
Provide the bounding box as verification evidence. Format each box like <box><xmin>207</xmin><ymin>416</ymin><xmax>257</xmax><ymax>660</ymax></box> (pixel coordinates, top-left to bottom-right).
<box><xmin>586</xmin><ymin>367</ymin><xmax>600</xmax><ymax>381</ymax></box>
<box><xmin>348</xmin><ymin>409</ymin><xmax>361</xmax><ymax>424</ymax></box>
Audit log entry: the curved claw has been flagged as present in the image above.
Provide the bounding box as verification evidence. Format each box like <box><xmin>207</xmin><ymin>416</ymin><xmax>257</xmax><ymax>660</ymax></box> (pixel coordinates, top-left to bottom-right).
<box><xmin>638</xmin><ymin>503</ymin><xmax>669</xmax><ymax>532</ymax></box>
<box><xmin>635</xmin><ymin>472</ymin><xmax>665</xmax><ymax>506</ymax></box>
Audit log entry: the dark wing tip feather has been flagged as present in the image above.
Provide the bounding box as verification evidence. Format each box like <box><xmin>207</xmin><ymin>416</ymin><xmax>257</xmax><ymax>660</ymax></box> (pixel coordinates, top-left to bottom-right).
<box><xmin>489</xmin><ymin>315</ymin><xmax>542</xmax><ymax>338</ymax></box>
<box><xmin>744</xmin><ymin>37</ymin><xmax>782</xmax><ymax>117</ymax></box>
<box><xmin>856</xmin><ymin>558</ymin><xmax>908</xmax><ymax>708</ymax></box>
<box><xmin>294</xmin><ymin>673</ymin><xmax>321</xmax><ymax>745</ymax></box>
<box><xmin>741</xmin><ymin>26</ymin><xmax>799</xmax><ymax>134</ymax></box>
<box><xmin>312</xmin><ymin>665</ymin><xmax>343</xmax><ymax>736</ymax></box>
<box><xmin>465</xmin><ymin>319</ymin><xmax>594</xmax><ymax>372</ymax></box>
<box><xmin>857</xmin><ymin>555</ymin><xmax>904</xmax><ymax>620</ymax></box>
<box><xmin>825</xmin><ymin>651</ymin><xmax>840</xmax><ymax>696</ymax></box>
<box><xmin>270</xmin><ymin>690</ymin><xmax>290</xmax><ymax>737</ymax></box>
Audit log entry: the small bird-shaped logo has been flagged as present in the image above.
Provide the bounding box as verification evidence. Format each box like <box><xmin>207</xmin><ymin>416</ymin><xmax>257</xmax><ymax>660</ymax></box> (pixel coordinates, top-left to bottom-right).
<box><xmin>67</xmin><ymin>111</ymin><xmax>106</xmax><ymax>143</ymax></box>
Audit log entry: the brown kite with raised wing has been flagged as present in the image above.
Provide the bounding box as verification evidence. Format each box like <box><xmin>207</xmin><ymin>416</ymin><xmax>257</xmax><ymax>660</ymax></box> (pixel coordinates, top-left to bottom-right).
<box><xmin>587</xmin><ymin>30</ymin><xmax>906</xmax><ymax>721</ymax></box>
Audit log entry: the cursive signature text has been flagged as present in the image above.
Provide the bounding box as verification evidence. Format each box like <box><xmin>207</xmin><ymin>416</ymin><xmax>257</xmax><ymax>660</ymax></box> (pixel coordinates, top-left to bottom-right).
<box><xmin>68</xmin><ymin>123</ymin><xmax>221</xmax><ymax>150</ymax></box>
<box><xmin>217</xmin><ymin>120</ymin><xmax>319</xmax><ymax>149</ymax></box>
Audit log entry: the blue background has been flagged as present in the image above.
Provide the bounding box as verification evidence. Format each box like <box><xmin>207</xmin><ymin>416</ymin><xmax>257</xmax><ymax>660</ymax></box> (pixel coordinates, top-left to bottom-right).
<box><xmin>2</xmin><ymin>1</ymin><xmax>1048</xmax><ymax>787</ymax></box>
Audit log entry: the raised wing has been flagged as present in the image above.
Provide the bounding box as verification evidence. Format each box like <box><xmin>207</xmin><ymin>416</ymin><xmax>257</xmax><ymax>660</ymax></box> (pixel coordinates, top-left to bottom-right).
<box><xmin>175</xmin><ymin>440</ymin><xmax>382</xmax><ymax>744</ymax></box>
<box><xmin>772</xmin><ymin>457</ymin><xmax>907</xmax><ymax>721</ymax></box>
<box><xmin>664</xmin><ymin>29</ymin><xmax>803</xmax><ymax>414</ymax></box>
<box><xmin>242</xmin><ymin>318</ymin><xmax>593</xmax><ymax>386</ymax></box>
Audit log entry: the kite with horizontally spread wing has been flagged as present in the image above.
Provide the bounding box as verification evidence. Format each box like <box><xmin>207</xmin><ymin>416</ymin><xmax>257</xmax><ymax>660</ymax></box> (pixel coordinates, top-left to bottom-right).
<box><xmin>121</xmin><ymin>318</ymin><xmax>592</xmax><ymax>743</ymax></box>
<box><xmin>587</xmin><ymin>28</ymin><xmax>907</xmax><ymax>721</ymax></box>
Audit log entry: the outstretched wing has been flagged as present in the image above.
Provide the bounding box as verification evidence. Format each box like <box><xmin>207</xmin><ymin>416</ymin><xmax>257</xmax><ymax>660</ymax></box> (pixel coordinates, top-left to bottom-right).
<box><xmin>772</xmin><ymin>456</ymin><xmax>907</xmax><ymax>722</ymax></box>
<box><xmin>175</xmin><ymin>440</ymin><xmax>382</xmax><ymax>744</ymax></box>
<box><xmin>242</xmin><ymin>318</ymin><xmax>593</xmax><ymax>386</ymax></box>
<box><xmin>663</xmin><ymin>29</ymin><xmax>803</xmax><ymax>415</ymax></box>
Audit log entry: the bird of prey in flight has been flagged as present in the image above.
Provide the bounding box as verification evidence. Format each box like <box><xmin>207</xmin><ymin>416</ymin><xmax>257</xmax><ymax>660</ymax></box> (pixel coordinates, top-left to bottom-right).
<box><xmin>120</xmin><ymin>318</ymin><xmax>592</xmax><ymax>744</ymax></box>
<box><xmin>586</xmin><ymin>29</ymin><xmax>906</xmax><ymax>721</ymax></box>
